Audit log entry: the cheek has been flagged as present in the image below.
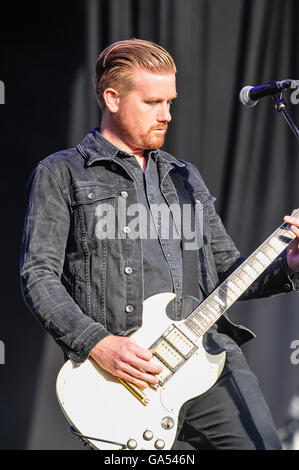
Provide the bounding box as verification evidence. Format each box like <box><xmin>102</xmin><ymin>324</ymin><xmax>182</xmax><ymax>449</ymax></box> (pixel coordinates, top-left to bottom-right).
<box><xmin>130</xmin><ymin>111</ymin><xmax>150</xmax><ymax>132</ymax></box>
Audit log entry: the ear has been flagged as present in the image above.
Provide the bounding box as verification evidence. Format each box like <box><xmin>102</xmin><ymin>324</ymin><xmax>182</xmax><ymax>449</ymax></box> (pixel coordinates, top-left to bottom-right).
<box><xmin>102</xmin><ymin>88</ymin><xmax>120</xmax><ymax>113</ymax></box>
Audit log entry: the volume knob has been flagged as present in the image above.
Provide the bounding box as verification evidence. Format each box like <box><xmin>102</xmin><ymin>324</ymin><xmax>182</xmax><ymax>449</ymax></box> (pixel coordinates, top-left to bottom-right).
<box><xmin>154</xmin><ymin>439</ymin><xmax>165</xmax><ymax>450</ymax></box>
<box><xmin>127</xmin><ymin>439</ymin><xmax>138</xmax><ymax>449</ymax></box>
<box><xmin>143</xmin><ymin>430</ymin><xmax>154</xmax><ymax>441</ymax></box>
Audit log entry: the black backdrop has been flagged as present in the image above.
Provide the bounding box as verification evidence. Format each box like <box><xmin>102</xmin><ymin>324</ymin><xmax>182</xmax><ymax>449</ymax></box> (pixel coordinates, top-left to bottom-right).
<box><xmin>0</xmin><ymin>0</ymin><xmax>299</xmax><ymax>450</ymax></box>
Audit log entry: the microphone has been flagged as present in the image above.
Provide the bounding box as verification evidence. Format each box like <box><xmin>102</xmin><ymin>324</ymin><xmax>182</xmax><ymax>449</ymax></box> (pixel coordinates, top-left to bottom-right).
<box><xmin>239</xmin><ymin>79</ymin><xmax>292</xmax><ymax>107</ymax></box>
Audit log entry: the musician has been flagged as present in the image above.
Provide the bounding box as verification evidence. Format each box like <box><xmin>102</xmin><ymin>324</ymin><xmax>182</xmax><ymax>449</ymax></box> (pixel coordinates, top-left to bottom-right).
<box><xmin>20</xmin><ymin>39</ymin><xmax>299</xmax><ymax>450</ymax></box>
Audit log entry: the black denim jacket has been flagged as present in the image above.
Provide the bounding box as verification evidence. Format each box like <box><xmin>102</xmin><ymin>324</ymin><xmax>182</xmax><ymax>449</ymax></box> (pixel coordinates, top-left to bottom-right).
<box><xmin>20</xmin><ymin>129</ymin><xmax>298</xmax><ymax>363</ymax></box>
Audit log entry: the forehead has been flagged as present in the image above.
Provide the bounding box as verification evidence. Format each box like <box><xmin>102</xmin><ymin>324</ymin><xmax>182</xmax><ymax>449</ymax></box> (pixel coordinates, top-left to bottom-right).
<box><xmin>130</xmin><ymin>69</ymin><xmax>177</xmax><ymax>97</ymax></box>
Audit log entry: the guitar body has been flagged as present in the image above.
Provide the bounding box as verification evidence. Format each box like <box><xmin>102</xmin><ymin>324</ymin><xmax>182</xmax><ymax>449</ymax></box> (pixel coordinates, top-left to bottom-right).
<box><xmin>56</xmin><ymin>293</ymin><xmax>226</xmax><ymax>450</ymax></box>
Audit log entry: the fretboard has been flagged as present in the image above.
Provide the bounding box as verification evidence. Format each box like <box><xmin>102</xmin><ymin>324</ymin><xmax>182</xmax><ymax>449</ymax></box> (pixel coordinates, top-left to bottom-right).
<box><xmin>184</xmin><ymin>211</ymin><xmax>298</xmax><ymax>339</ymax></box>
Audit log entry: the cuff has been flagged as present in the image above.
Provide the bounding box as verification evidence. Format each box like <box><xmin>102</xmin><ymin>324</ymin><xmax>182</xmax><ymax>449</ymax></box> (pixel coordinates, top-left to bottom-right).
<box><xmin>68</xmin><ymin>323</ymin><xmax>111</xmax><ymax>364</ymax></box>
<box><xmin>280</xmin><ymin>254</ymin><xmax>299</xmax><ymax>292</ymax></box>
<box><xmin>289</xmin><ymin>272</ymin><xmax>299</xmax><ymax>291</ymax></box>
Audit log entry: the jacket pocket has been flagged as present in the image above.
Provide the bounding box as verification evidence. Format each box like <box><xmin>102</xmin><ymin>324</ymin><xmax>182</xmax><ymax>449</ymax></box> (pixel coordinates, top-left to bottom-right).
<box><xmin>191</xmin><ymin>188</ymin><xmax>216</xmax><ymax>245</ymax></box>
<box><xmin>70</xmin><ymin>183</ymin><xmax>118</xmax><ymax>240</ymax></box>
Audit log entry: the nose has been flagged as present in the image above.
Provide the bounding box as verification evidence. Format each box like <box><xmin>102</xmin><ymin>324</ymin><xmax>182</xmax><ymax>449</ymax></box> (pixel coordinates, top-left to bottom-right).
<box><xmin>157</xmin><ymin>102</ymin><xmax>172</xmax><ymax>123</ymax></box>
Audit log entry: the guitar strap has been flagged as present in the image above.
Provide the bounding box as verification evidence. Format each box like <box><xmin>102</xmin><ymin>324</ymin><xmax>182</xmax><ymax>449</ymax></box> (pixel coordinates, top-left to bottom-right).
<box><xmin>170</xmin><ymin>169</ymin><xmax>200</xmax><ymax>301</ymax></box>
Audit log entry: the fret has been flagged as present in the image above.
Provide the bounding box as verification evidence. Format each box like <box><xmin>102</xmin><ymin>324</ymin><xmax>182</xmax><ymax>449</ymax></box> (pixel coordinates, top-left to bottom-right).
<box><xmin>263</xmin><ymin>243</ymin><xmax>279</xmax><ymax>261</ymax></box>
<box><xmin>256</xmin><ymin>251</ymin><xmax>270</xmax><ymax>266</ymax></box>
<box><xmin>218</xmin><ymin>284</ymin><xmax>237</xmax><ymax>304</ymax></box>
<box><xmin>197</xmin><ymin>308</ymin><xmax>214</xmax><ymax>328</ymax></box>
<box><xmin>238</xmin><ymin>270</ymin><xmax>252</xmax><ymax>286</ymax></box>
<box><xmin>194</xmin><ymin>315</ymin><xmax>211</xmax><ymax>333</ymax></box>
<box><xmin>268</xmin><ymin>235</ymin><xmax>287</xmax><ymax>252</ymax></box>
<box><xmin>200</xmin><ymin>302</ymin><xmax>219</xmax><ymax>320</ymax></box>
<box><xmin>230</xmin><ymin>273</ymin><xmax>247</xmax><ymax>291</ymax></box>
<box><xmin>243</xmin><ymin>264</ymin><xmax>258</xmax><ymax>280</ymax></box>
<box><xmin>275</xmin><ymin>227</ymin><xmax>295</xmax><ymax>243</ymax></box>
<box><xmin>206</xmin><ymin>297</ymin><xmax>225</xmax><ymax>316</ymax></box>
<box><xmin>190</xmin><ymin>312</ymin><xmax>212</xmax><ymax>336</ymax></box>
<box><xmin>185</xmin><ymin>318</ymin><xmax>201</xmax><ymax>335</ymax></box>
<box><xmin>186</xmin><ymin>317</ymin><xmax>205</xmax><ymax>336</ymax></box>
<box><xmin>197</xmin><ymin>309</ymin><xmax>212</xmax><ymax>324</ymax></box>
<box><xmin>249</xmin><ymin>258</ymin><xmax>264</xmax><ymax>274</ymax></box>
<box><xmin>227</xmin><ymin>279</ymin><xmax>243</xmax><ymax>296</ymax></box>
<box><xmin>213</xmin><ymin>294</ymin><xmax>226</xmax><ymax>308</ymax></box>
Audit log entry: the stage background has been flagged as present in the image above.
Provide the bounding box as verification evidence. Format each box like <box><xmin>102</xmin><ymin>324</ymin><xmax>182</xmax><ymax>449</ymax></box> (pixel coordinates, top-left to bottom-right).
<box><xmin>0</xmin><ymin>0</ymin><xmax>299</xmax><ymax>449</ymax></box>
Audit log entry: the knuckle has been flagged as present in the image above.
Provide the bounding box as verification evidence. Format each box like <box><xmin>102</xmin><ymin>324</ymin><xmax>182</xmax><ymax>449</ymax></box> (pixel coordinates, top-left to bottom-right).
<box><xmin>121</xmin><ymin>351</ymin><xmax>131</xmax><ymax>363</ymax></box>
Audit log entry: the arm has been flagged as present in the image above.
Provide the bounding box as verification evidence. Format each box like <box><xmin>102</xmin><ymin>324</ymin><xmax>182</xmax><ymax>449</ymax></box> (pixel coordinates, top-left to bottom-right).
<box><xmin>207</xmin><ymin>203</ymin><xmax>299</xmax><ymax>299</ymax></box>
<box><xmin>20</xmin><ymin>163</ymin><xmax>111</xmax><ymax>364</ymax></box>
<box><xmin>20</xmin><ymin>162</ymin><xmax>162</xmax><ymax>385</ymax></box>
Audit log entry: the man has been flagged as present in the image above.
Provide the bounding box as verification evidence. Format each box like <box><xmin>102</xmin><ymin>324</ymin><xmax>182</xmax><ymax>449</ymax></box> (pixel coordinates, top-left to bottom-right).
<box><xmin>20</xmin><ymin>39</ymin><xmax>299</xmax><ymax>450</ymax></box>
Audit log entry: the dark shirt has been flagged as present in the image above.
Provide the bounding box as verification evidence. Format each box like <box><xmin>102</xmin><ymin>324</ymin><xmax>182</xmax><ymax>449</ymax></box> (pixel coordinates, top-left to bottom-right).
<box><xmin>118</xmin><ymin>150</ymin><xmax>184</xmax><ymax>319</ymax></box>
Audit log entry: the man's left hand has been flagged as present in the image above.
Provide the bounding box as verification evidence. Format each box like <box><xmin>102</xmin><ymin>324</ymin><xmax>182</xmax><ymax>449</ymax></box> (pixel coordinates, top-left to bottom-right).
<box><xmin>284</xmin><ymin>211</ymin><xmax>299</xmax><ymax>275</ymax></box>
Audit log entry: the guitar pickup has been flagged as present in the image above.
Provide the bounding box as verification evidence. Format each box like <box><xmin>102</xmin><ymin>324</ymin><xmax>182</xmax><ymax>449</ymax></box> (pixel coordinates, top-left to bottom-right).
<box><xmin>163</xmin><ymin>326</ymin><xmax>197</xmax><ymax>358</ymax></box>
<box><xmin>149</xmin><ymin>325</ymin><xmax>198</xmax><ymax>387</ymax></box>
<box><xmin>154</xmin><ymin>339</ymin><xmax>185</xmax><ymax>370</ymax></box>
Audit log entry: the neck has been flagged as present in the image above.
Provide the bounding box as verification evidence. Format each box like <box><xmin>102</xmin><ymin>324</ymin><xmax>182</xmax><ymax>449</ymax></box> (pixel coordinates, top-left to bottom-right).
<box><xmin>100</xmin><ymin>119</ymin><xmax>147</xmax><ymax>171</ymax></box>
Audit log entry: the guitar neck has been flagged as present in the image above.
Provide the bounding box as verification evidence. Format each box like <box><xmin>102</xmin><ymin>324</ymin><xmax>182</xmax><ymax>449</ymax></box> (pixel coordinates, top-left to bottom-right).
<box><xmin>184</xmin><ymin>211</ymin><xmax>298</xmax><ymax>339</ymax></box>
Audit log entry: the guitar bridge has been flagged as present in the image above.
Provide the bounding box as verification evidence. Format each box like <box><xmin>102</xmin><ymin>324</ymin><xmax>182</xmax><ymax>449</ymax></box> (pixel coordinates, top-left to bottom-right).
<box><xmin>118</xmin><ymin>378</ymin><xmax>150</xmax><ymax>406</ymax></box>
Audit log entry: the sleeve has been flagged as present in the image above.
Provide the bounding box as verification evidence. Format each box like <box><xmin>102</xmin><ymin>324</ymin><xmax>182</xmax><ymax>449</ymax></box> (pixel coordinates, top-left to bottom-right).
<box><xmin>207</xmin><ymin>202</ymin><xmax>299</xmax><ymax>299</ymax></box>
<box><xmin>20</xmin><ymin>162</ymin><xmax>111</xmax><ymax>364</ymax></box>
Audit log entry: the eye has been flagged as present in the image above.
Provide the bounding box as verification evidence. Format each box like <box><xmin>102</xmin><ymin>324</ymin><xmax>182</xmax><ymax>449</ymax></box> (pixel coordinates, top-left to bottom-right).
<box><xmin>145</xmin><ymin>100</ymin><xmax>159</xmax><ymax>105</ymax></box>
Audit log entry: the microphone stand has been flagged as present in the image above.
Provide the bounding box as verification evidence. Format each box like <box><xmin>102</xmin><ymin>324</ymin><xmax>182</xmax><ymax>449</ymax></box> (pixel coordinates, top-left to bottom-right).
<box><xmin>272</xmin><ymin>93</ymin><xmax>299</xmax><ymax>140</ymax></box>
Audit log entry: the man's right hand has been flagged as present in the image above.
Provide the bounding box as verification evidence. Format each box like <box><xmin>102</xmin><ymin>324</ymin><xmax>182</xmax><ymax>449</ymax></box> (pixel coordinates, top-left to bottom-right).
<box><xmin>89</xmin><ymin>335</ymin><xmax>163</xmax><ymax>389</ymax></box>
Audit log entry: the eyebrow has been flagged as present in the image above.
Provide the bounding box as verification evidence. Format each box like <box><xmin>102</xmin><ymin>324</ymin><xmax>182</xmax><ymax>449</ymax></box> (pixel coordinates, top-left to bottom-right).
<box><xmin>146</xmin><ymin>94</ymin><xmax>178</xmax><ymax>101</ymax></box>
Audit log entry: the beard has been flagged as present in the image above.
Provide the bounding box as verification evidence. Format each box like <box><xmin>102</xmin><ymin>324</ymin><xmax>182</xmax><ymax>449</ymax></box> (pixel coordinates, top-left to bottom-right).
<box><xmin>114</xmin><ymin>113</ymin><xmax>168</xmax><ymax>151</ymax></box>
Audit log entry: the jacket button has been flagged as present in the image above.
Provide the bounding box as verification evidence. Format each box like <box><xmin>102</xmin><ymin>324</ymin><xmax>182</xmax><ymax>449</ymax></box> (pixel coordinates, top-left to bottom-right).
<box><xmin>111</xmin><ymin>163</ymin><xmax>117</xmax><ymax>171</ymax></box>
<box><xmin>124</xmin><ymin>266</ymin><xmax>133</xmax><ymax>274</ymax></box>
<box><xmin>123</xmin><ymin>226</ymin><xmax>131</xmax><ymax>234</ymax></box>
<box><xmin>88</xmin><ymin>192</ymin><xmax>95</xmax><ymax>200</ymax></box>
<box><xmin>284</xmin><ymin>283</ymin><xmax>292</xmax><ymax>292</ymax></box>
<box><xmin>121</xmin><ymin>191</ymin><xmax>128</xmax><ymax>198</ymax></box>
<box><xmin>125</xmin><ymin>305</ymin><xmax>134</xmax><ymax>313</ymax></box>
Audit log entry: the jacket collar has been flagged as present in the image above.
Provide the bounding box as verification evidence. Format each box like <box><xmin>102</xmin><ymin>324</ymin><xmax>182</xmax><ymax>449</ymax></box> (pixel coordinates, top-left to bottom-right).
<box><xmin>77</xmin><ymin>128</ymin><xmax>185</xmax><ymax>168</ymax></box>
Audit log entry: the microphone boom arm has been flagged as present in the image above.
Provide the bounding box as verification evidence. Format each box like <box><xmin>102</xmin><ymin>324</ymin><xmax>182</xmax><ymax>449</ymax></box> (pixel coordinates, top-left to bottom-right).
<box><xmin>272</xmin><ymin>93</ymin><xmax>299</xmax><ymax>141</ymax></box>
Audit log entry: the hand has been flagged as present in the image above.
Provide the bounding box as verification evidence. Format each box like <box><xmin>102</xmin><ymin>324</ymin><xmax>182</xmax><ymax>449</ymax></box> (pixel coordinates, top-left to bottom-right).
<box><xmin>89</xmin><ymin>335</ymin><xmax>163</xmax><ymax>389</ymax></box>
<box><xmin>284</xmin><ymin>210</ymin><xmax>299</xmax><ymax>275</ymax></box>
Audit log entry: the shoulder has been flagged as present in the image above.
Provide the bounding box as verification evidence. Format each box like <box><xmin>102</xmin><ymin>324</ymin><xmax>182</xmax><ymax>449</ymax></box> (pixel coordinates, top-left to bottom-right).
<box><xmin>26</xmin><ymin>147</ymin><xmax>82</xmax><ymax>198</ymax></box>
<box><xmin>38</xmin><ymin>147</ymin><xmax>81</xmax><ymax>173</ymax></box>
<box><xmin>159</xmin><ymin>149</ymin><xmax>213</xmax><ymax>196</ymax></box>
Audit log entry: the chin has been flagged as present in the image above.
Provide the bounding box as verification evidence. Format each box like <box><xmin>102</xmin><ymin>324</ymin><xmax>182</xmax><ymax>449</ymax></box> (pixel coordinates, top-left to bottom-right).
<box><xmin>147</xmin><ymin>137</ymin><xmax>165</xmax><ymax>150</ymax></box>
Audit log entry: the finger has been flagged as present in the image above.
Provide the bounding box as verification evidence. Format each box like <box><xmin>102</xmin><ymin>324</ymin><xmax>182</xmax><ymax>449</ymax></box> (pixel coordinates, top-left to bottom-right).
<box><xmin>133</xmin><ymin>344</ymin><xmax>154</xmax><ymax>361</ymax></box>
<box><xmin>284</xmin><ymin>215</ymin><xmax>299</xmax><ymax>227</ymax></box>
<box><xmin>117</xmin><ymin>370</ymin><xmax>149</xmax><ymax>389</ymax></box>
<box><xmin>123</xmin><ymin>355</ymin><xmax>162</xmax><ymax>378</ymax></box>
<box><xmin>116</xmin><ymin>362</ymin><xmax>159</xmax><ymax>388</ymax></box>
<box><xmin>130</xmin><ymin>345</ymin><xmax>163</xmax><ymax>374</ymax></box>
<box><xmin>290</xmin><ymin>224</ymin><xmax>299</xmax><ymax>237</ymax></box>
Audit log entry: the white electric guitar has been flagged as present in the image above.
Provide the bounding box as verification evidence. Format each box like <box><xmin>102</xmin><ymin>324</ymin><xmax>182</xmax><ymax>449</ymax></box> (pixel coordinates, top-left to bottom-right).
<box><xmin>56</xmin><ymin>212</ymin><xmax>297</xmax><ymax>450</ymax></box>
